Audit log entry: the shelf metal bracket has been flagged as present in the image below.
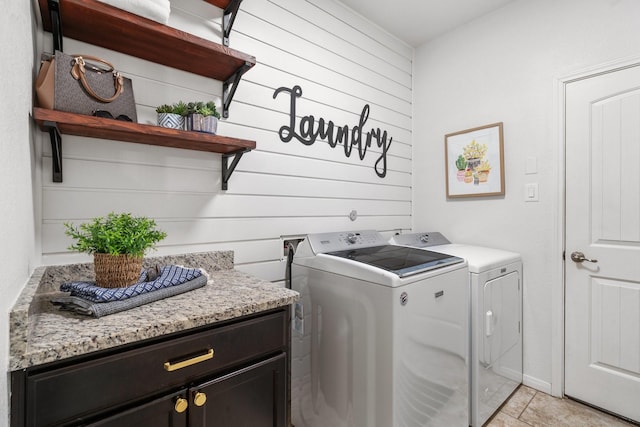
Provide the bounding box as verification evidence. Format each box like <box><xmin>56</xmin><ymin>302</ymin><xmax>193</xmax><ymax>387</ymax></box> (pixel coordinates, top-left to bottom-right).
<box><xmin>48</xmin><ymin>0</ymin><xmax>63</xmax><ymax>52</ymax></box>
<box><xmin>222</xmin><ymin>0</ymin><xmax>242</xmax><ymax>47</ymax></box>
<box><xmin>46</xmin><ymin>0</ymin><xmax>64</xmax><ymax>182</ymax></box>
<box><xmin>222</xmin><ymin>61</ymin><xmax>251</xmax><ymax>119</ymax></box>
<box><xmin>43</xmin><ymin>121</ymin><xmax>63</xmax><ymax>182</ymax></box>
<box><xmin>222</xmin><ymin>148</ymin><xmax>250</xmax><ymax>190</ymax></box>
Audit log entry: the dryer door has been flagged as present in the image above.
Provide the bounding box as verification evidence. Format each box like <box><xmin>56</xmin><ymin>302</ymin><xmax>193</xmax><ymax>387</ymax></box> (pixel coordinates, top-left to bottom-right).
<box><xmin>482</xmin><ymin>271</ymin><xmax>520</xmax><ymax>368</ymax></box>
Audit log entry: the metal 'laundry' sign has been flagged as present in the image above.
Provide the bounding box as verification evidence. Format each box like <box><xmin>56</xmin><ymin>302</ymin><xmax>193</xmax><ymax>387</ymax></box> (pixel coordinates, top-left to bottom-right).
<box><xmin>273</xmin><ymin>85</ymin><xmax>392</xmax><ymax>178</ymax></box>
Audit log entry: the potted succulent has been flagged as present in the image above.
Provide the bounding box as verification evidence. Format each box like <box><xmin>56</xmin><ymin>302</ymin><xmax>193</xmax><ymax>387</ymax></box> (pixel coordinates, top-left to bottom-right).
<box><xmin>455</xmin><ymin>155</ymin><xmax>467</xmax><ymax>181</ymax></box>
<box><xmin>476</xmin><ymin>159</ymin><xmax>491</xmax><ymax>182</ymax></box>
<box><xmin>64</xmin><ymin>212</ymin><xmax>167</xmax><ymax>288</ymax></box>
<box><xmin>464</xmin><ymin>168</ymin><xmax>473</xmax><ymax>183</ymax></box>
<box><xmin>156</xmin><ymin>101</ymin><xmax>187</xmax><ymax>129</ymax></box>
<box><xmin>185</xmin><ymin>101</ymin><xmax>221</xmax><ymax>134</ymax></box>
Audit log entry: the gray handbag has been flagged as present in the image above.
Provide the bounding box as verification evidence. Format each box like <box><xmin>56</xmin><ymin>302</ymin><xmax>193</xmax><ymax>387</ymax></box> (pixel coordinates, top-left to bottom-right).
<box><xmin>35</xmin><ymin>51</ymin><xmax>137</xmax><ymax>122</ymax></box>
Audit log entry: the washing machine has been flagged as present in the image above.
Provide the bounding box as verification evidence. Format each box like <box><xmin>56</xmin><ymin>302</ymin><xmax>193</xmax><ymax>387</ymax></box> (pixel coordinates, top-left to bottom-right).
<box><xmin>291</xmin><ymin>230</ymin><xmax>470</xmax><ymax>427</ymax></box>
<box><xmin>391</xmin><ymin>232</ymin><xmax>522</xmax><ymax>426</ymax></box>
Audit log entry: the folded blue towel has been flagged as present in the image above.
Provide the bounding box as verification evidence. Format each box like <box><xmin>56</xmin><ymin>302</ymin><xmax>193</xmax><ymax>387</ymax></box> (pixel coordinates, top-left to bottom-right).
<box><xmin>52</xmin><ymin>274</ymin><xmax>207</xmax><ymax>318</ymax></box>
<box><xmin>60</xmin><ymin>265</ymin><xmax>204</xmax><ymax>303</ymax></box>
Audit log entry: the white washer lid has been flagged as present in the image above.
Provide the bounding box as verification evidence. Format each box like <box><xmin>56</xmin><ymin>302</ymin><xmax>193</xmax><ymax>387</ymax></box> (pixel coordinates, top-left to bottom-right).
<box><xmin>426</xmin><ymin>243</ymin><xmax>521</xmax><ymax>273</ymax></box>
<box><xmin>390</xmin><ymin>232</ymin><xmax>521</xmax><ymax>273</ymax></box>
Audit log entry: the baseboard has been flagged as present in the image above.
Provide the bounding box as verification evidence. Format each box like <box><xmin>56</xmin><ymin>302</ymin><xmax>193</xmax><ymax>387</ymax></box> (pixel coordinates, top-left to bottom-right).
<box><xmin>523</xmin><ymin>374</ymin><xmax>552</xmax><ymax>395</ymax></box>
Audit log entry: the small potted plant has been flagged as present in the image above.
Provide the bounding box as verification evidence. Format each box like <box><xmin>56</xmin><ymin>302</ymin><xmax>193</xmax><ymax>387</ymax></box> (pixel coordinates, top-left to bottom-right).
<box><xmin>185</xmin><ymin>101</ymin><xmax>221</xmax><ymax>134</ymax></box>
<box><xmin>464</xmin><ymin>167</ymin><xmax>473</xmax><ymax>183</ymax></box>
<box><xmin>64</xmin><ymin>212</ymin><xmax>167</xmax><ymax>288</ymax></box>
<box><xmin>156</xmin><ymin>101</ymin><xmax>187</xmax><ymax>129</ymax></box>
<box><xmin>476</xmin><ymin>159</ymin><xmax>491</xmax><ymax>182</ymax></box>
<box><xmin>455</xmin><ymin>154</ymin><xmax>467</xmax><ymax>182</ymax></box>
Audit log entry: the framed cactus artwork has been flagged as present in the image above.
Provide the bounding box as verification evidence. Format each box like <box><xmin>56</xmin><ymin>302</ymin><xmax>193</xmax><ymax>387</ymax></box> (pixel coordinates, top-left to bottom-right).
<box><xmin>444</xmin><ymin>122</ymin><xmax>505</xmax><ymax>198</ymax></box>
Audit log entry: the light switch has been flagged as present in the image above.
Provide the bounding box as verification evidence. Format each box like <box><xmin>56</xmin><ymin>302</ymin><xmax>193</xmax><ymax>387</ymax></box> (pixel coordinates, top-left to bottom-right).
<box><xmin>525</xmin><ymin>183</ymin><xmax>539</xmax><ymax>202</ymax></box>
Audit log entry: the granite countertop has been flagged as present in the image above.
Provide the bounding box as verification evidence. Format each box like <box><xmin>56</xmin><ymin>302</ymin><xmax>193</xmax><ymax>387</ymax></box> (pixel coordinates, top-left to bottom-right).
<box><xmin>9</xmin><ymin>251</ymin><xmax>299</xmax><ymax>371</ymax></box>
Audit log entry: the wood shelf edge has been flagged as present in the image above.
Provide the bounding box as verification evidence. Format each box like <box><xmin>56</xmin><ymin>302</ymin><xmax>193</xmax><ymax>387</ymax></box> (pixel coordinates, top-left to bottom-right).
<box><xmin>202</xmin><ymin>0</ymin><xmax>231</xmax><ymax>8</ymax></box>
<box><xmin>33</xmin><ymin>108</ymin><xmax>256</xmax><ymax>154</ymax></box>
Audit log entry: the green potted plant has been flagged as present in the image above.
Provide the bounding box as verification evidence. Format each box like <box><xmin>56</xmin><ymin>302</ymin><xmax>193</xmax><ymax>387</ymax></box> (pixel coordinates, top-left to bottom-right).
<box><xmin>64</xmin><ymin>212</ymin><xmax>167</xmax><ymax>288</ymax></box>
<box><xmin>476</xmin><ymin>159</ymin><xmax>491</xmax><ymax>182</ymax></box>
<box><xmin>455</xmin><ymin>154</ymin><xmax>467</xmax><ymax>182</ymax></box>
<box><xmin>185</xmin><ymin>101</ymin><xmax>221</xmax><ymax>134</ymax></box>
<box><xmin>156</xmin><ymin>101</ymin><xmax>187</xmax><ymax>129</ymax></box>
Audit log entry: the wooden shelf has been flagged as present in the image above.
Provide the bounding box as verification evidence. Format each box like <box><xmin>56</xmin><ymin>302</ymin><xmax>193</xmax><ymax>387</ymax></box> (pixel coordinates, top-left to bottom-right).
<box><xmin>35</xmin><ymin>108</ymin><xmax>254</xmax><ymax>189</ymax></box>
<box><xmin>38</xmin><ymin>0</ymin><xmax>255</xmax><ymax>82</ymax></box>
<box><xmin>36</xmin><ymin>0</ymin><xmax>255</xmax><ymax>189</ymax></box>
<box><xmin>34</xmin><ymin>108</ymin><xmax>255</xmax><ymax>153</ymax></box>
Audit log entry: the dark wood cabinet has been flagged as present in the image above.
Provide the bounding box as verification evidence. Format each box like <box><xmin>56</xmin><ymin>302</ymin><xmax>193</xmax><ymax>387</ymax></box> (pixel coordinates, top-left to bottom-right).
<box><xmin>11</xmin><ymin>308</ymin><xmax>290</xmax><ymax>427</ymax></box>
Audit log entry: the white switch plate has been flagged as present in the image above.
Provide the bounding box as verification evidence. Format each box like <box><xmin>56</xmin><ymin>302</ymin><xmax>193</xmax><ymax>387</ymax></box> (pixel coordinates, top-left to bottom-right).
<box><xmin>525</xmin><ymin>157</ymin><xmax>537</xmax><ymax>174</ymax></box>
<box><xmin>525</xmin><ymin>183</ymin><xmax>539</xmax><ymax>202</ymax></box>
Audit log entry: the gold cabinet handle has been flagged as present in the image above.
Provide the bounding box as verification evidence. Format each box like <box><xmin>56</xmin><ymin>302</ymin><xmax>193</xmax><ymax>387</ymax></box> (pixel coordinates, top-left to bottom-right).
<box><xmin>164</xmin><ymin>349</ymin><xmax>214</xmax><ymax>372</ymax></box>
<box><xmin>194</xmin><ymin>391</ymin><xmax>207</xmax><ymax>407</ymax></box>
<box><xmin>174</xmin><ymin>397</ymin><xmax>188</xmax><ymax>413</ymax></box>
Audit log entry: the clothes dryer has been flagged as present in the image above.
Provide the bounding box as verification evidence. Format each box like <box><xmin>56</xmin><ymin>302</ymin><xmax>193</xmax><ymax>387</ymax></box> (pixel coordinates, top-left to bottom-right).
<box><xmin>391</xmin><ymin>232</ymin><xmax>522</xmax><ymax>427</ymax></box>
<box><xmin>291</xmin><ymin>230</ymin><xmax>470</xmax><ymax>427</ymax></box>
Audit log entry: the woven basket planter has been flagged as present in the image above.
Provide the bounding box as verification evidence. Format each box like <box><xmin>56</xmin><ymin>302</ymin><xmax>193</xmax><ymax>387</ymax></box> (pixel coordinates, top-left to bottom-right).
<box><xmin>93</xmin><ymin>253</ymin><xmax>143</xmax><ymax>288</ymax></box>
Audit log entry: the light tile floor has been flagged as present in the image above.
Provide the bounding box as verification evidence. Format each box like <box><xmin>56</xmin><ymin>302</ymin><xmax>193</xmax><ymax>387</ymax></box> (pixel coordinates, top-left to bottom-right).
<box><xmin>485</xmin><ymin>385</ymin><xmax>638</xmax><ymax>427</ymax></box>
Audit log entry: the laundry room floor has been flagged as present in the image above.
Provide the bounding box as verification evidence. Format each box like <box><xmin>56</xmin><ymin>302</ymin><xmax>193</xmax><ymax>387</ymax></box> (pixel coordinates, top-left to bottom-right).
<box><xmin>486</xmin><ymin>385</ymin><xmax>637</xmax><ymax>426</ymax></box>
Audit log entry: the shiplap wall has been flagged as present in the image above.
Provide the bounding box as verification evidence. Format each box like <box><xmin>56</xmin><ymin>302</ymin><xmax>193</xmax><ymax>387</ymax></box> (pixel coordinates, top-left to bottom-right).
<box><xmin>37</xmin><ymin>0</ymin><xmax>413</xmax><ymax>282</ymax></box>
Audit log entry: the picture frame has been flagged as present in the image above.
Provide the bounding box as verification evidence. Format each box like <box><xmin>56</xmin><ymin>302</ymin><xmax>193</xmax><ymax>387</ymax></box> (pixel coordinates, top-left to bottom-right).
<box><xmin>445</xmin><ymin>122</ymin><xmax>505</xmax><ymax>198</ymax></box>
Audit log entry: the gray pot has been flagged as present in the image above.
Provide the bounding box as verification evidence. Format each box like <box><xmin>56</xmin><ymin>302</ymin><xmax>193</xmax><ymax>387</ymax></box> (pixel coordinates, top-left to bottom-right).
<box><xmin>466</xmin><ymin>157</ymin><xmax>482</xmax><ymax>171</ymax></box>
<box><xmin>157</xmin><ymin>113</ymin><xmax>185</xmax><ymax>130</ymax></box>
<box><xmin>186</xmin><ymin>113</ymin><xmax>218</xmax><ymax>134</ymax></box>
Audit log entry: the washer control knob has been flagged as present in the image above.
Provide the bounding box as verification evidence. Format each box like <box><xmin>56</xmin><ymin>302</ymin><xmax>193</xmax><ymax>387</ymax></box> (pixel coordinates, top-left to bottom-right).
<box><xmin>420</xmin><ymin>234</ymin><xmax>429</xmax><ymax>243</ymax></box>
<box><xmin>346</xmin><ymin>233</ymin><xmax>358</xmax><ymax>244</ymax></box>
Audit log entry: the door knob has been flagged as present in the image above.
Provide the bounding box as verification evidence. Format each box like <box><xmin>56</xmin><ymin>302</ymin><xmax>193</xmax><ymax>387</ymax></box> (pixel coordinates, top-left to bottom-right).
<box><xmin>570</xmin><ymin>251</ymin><xmax>597</xmax><ymax>263</ymax></box>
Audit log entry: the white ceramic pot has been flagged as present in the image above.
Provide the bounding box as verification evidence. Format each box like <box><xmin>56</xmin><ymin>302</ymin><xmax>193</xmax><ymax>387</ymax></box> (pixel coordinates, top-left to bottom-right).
<box><xmin>157</xmin><ymin>113</ymin><xmax>185</xmax><ymax>130</ymax></box>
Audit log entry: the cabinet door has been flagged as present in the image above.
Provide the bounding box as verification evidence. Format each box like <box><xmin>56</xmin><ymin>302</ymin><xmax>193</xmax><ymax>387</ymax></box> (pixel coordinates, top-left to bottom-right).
<box><xmin>87</xmin><ymin>389</ymin><xmax>188</xmax><ymax>427</ymax></box>
<box><xmin>189</xmin><ymin>353</ymin><xmax>287</xmax><ymax>427</ymax></box>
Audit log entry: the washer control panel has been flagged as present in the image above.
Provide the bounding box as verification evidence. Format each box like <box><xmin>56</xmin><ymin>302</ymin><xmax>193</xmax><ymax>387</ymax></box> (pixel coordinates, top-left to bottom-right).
<box><xmin>391</xmin><ymin>232</ymin><xmax>451</xmax><ymax>248</ymax></box>
<box><xmin>306</xmin><ymin>230</ymin><xmax>386</xmax><ymax>253</ymax></box>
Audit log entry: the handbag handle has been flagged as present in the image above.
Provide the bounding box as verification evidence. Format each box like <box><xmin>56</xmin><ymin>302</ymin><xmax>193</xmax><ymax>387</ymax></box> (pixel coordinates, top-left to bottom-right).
<box><xmin>70</xmin><ymin>55</ymin><xmax>124</xmax><ymax>103</ymax></box>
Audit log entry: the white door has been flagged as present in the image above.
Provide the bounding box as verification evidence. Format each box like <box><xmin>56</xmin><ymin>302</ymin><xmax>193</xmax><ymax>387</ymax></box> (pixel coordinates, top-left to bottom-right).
<box><xmin>565</xmin><ymin>63</ymin><xmax>640</xmax><ymax>423</ymax></box>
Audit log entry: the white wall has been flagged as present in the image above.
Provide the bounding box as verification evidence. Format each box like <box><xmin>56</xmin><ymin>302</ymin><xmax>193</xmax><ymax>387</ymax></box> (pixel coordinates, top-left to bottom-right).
<box><xmin>36</xmin><ymin>0</ymin><xmax>413</xmax><ymax>283</ymax></box>
<box><xmin>0</xmin><ymin>0</ymin><xmax>37</xmax><ymax>424</ymax></box>
<box><xmin>412</xmin><ymin>0</ymin><xmax>640</xmax><ymax>392</ymax></box>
